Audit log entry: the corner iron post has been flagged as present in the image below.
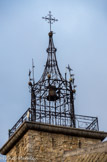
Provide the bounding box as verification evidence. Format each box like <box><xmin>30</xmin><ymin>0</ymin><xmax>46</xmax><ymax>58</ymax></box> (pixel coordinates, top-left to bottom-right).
<box><xmin>70</xmin><ymin>81</ymin><xmax>76</xmax><ymax>127</ymax></box>
<box><xmin>28</xmin><ymin>59</ymin><xmax>36</xmax><ymax>122</ymax></box>
<box><xmin>31</xmin><ymin>85</ymin><xmax>36</xmax><ymax>121</ymax></box>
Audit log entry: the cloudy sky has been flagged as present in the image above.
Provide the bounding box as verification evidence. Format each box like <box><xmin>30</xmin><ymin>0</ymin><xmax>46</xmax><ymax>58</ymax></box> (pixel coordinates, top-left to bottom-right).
<box><xmin>0</xmin><ymin>0</ymin><xmax>107</xmax><ymax>150</ymax></box>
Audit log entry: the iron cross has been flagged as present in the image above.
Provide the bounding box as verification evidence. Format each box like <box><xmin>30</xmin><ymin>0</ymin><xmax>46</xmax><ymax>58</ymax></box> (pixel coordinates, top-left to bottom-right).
<box><xmin>66</xmin><ymin>64</ymin><xmax>73</xmax><ymax>78</ymax></box>
<box><xmin>66</xmin><ymin>64</ymin><xmax>72</xmax><ymax>72</ymax></box>
<box><xmin>42</xmin><ymin>11</ymin><xmax>58</xmax><ymax>31</ymax></box>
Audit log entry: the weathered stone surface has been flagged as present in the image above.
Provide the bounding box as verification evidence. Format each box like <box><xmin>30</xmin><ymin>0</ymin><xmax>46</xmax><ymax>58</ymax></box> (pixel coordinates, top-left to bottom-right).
<box><xmin>6</xmin><ymin>129</ymin><xmax>101</xmax><ymax>162</ymax></box>
<box><xmin>0</xmin><ymin>122</ymin><xmax>107</xmax><ymax>161</ymax></box>
<box><xmin>1</xmin><ymin>121</ymin><xmax>107</xmax><ymax>155</ymax></box>
<box><xmin>62</xmin><ymin>141</ymin><xmax>107</xmax><ymax>162</ymax></box>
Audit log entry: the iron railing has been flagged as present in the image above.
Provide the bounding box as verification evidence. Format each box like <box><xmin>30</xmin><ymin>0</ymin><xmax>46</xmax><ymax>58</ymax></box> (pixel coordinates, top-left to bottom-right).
<box><xmin>8</xmin><ymin>108</ymin><xmax>99</xmax><ymax>138</ymax></box>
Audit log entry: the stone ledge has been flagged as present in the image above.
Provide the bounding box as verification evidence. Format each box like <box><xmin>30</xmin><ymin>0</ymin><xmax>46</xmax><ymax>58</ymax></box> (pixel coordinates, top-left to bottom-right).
<box><xmin>0</xmin><ymin>121</ymin><xmax>107</xmax><ymax>155</ymax></box>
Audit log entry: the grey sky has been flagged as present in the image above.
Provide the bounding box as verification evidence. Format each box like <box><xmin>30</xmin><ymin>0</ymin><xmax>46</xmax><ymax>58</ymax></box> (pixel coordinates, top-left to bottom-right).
<box><xmin>0</xmin><ymin>0</ymin><xmax>107</xmax><ymax>149</ymax></box>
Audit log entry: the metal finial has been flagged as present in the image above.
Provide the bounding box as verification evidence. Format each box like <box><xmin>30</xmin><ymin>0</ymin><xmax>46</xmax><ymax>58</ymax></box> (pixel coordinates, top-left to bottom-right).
<box><xmin>28</xmin><ymin>69</ymin><xmax>31</xmax><ymax>81</ymax></box>
<box><xmin>42</xmin><ymin>11</ymin><xmax>58</xmax><ymax>31</ymax></box>
<box><xmin>32</xmin><ymin>59</ymin><xmax>35</xmax><ymax>84</ymax></box>
<box><xmin>66</xmin><ymin>64</ymin><xmax>72</xmax><ymax>72</ymax></box>
<box><xmin>66</xmin><ymin>64</ymin><xmax>72</xmax><ymax>76</ymax></box>
<box><xmin>66</xmin><ymin>64</ymin><xmax>74</xmax><ymax>81</ymax></box>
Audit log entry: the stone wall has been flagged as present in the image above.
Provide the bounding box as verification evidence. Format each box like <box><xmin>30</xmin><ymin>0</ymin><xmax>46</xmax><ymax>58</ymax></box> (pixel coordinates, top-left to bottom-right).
<box><xmin>7</xmin><ymin>133</ymin><xmax>29</xmax><ymax>162</ymax></box>
<box><xmin>62</xmin><ymin>141</ymin><xmax>107</xmax><ymax>162</ymax></box>
<box><xmin>7</xmin><ymin>129</ymin><xmax>100</xmax><ymax>162</ymax></box>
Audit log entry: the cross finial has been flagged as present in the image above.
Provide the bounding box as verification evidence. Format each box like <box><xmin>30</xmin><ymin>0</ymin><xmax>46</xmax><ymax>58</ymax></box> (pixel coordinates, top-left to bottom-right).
<box><xmin>66</xmin><ymin>64</ymin><xmax>72</xmax><ymax>72</ymax></box>
<box><xmin>66</xmin><ymin>64</ymin><xmax>73</xmax><ymax>78</ymax></box>
<box><xmin>42</xmin><ymin>11</ymin><xmax>58</xmax><ymax>31</ymax></box>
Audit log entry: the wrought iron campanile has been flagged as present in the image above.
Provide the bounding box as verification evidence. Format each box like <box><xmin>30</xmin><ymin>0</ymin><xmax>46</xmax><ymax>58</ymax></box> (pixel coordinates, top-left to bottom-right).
<box><xmin>28</xmin><ymin>11</ymin><xmax>76</xmax><ymax>127</ymax></box>
<box><xmin>8</xmin><ymin>12</ymin><xmax>99</xmax><ymax>138</ymax></box>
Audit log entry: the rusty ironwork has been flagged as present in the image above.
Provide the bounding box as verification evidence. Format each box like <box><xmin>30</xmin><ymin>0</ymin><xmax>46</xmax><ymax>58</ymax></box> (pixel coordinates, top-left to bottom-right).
<box><xmin>8</xmin><ymin>108</ymin><xmax>99</xmax><ymax>137</ymax></box>
<box><xmin>8</xmin><ymin>12</ymin><xmax>99</xmax><ymax>138</ymax></box>
<box><xmin>27</xmin><ymin>12</ymin><xmax>76</xmax><ymax>128</ymax></box>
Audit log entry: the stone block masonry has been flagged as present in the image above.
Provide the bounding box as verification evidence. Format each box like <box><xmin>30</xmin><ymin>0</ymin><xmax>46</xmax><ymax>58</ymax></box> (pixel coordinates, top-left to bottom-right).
<box><xmin>62</xmin><ymin>141</ymin><xmax>107</xmax><ymax>162</ymax></box>
<box><xmin>0</xmin><ymin>121</ymin><xmax>107</xmax><ymax>162</ymax></box>
<box><xmin>6</xmin><ymin>130</ymin><xmax>100</xmax><ymax>162</ymax></box>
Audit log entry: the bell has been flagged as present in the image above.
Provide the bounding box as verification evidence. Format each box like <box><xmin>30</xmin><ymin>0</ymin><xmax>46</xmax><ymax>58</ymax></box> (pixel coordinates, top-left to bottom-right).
<box><xmin>47</xmin><ymin>86</ymin><xmax>59</xmax><ymax>101</ymax></box>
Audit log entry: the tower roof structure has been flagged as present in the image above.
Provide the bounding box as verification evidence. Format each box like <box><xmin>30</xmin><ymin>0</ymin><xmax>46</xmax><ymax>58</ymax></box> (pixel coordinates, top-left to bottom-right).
<box><xmin>27</xmin><ymin>11</ymin><xmax>76</xmax><ymax>128</ymax></box>
<box><xmin>8</xmin><ymin>12</ymin><xmax>99</xmax><ymax>138</ymax></box>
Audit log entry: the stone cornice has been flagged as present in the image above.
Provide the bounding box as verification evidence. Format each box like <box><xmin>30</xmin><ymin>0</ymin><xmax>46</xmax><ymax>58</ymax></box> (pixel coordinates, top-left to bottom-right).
<box><xmin>1</xmin><ymin>121</ymin><xmax>107</xmax><ymax>155</ymax></box>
